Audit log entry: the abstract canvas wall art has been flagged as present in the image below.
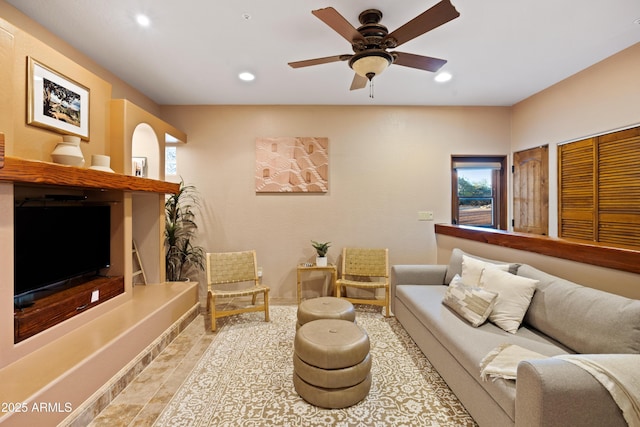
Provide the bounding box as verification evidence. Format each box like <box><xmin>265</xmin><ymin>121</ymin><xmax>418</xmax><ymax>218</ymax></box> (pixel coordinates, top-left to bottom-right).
<box><xmin>255</xmin><ymin>137</ymin><xmax>328</xmax><ymax>193</ymax></box>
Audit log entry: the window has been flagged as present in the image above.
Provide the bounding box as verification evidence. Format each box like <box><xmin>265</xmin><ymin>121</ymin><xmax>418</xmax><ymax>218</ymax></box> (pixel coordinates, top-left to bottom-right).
<box><xmin>451</xmin><ymin>156</ymin><xmax>507</xmax><ymax>230</ymax></box>
<box><xmin>165</xmin><ymin>146</ymin><xmax>177</xmax><ymax>176</ymax></box>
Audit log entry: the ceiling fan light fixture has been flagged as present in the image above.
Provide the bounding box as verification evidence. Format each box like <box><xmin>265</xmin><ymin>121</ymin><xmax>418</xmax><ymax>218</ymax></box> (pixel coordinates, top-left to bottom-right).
<box><xmin>349</xmin><ymin>51</ymin><xmax>393</xmax><ymax>80</ymax></box>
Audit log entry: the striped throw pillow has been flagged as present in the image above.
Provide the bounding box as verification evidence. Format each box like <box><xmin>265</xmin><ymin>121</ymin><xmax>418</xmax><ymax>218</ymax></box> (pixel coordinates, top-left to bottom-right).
<box><xmin>443</xmin><ymin>274</ymin><xmax>499</xmax><ymax>327</ymax></box>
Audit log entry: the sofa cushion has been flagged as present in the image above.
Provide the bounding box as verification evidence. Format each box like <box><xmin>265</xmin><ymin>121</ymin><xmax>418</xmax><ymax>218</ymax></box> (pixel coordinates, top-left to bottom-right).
<box><xmin>480</xmin><ymin>268</ymin><xmax>538</xmax><ymax>334</ymax></box>
<box><xmin>444</xmin><ymin>248</ymin><xmax>519</xmax><ymax>284</ymax></box>
<box><xmin>395</xmin><ymin>284</ymin><xmax>571</xmax><ymax>420</ymax></box>
<box><xmin>442</xmin><ymin>274</ymin><xmax>498</xmax><ymax>327</ymax></box>
<box><xmin>519</xmin><ymin>264</ymin><xmax>640</xmax><ymax>354</ymax></box>
<box><xmin>461</xmin><ymin>255</ymin><xmax>510</xmax><ymax>286</ymax></box>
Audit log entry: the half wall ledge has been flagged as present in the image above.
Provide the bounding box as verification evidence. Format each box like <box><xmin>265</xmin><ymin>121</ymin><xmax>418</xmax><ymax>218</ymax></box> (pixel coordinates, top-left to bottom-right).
<box><xmin>0</xmin><ymin>281</ymin><xmax>198</xmax><ymax>427</ymax></box>
<box><xmin>434</xmin><ymin>223</ymin><xmax>640</xmax><ymax>276</ymax></box>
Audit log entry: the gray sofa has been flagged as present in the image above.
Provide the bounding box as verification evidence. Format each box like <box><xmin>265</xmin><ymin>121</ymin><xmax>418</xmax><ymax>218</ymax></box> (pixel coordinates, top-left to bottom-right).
<box><xmin>391</xmin><ymin>248</ymin><xmax>640</xmax><ymax>427</ymax></box>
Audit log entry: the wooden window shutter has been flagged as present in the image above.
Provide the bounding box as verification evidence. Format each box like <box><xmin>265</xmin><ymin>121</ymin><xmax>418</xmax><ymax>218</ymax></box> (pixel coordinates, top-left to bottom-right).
<box><xmin>597</xmin><ymin>128</ymin><xmax>640</xmax><ymax>248</ymax></box>
<box><xmin>558</xmin><ymin>138</ymin><xmax>595</xmax><ymax>240</ymax></box>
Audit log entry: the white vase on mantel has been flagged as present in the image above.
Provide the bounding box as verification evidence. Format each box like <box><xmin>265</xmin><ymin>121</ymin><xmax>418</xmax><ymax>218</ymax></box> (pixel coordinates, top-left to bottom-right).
<box><xmin>51</xmin><ymin>135</ymin><xmax>85</xmax><ymax>167</ymax></box>
<box><xmin>315</xmin><ymin>256</ymin><xmax>328</xmax><ymax>267</ymax></box>
<box><xmin>88</xmin><ymin>154</ymin><xmax>114</xmax><ymax>173</ymax></box>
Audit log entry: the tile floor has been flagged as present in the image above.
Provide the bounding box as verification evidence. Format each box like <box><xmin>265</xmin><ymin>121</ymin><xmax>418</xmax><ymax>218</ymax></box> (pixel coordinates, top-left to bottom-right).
<box><xmin>86</xmin><ymin>299</ymin><xmax>295</xmax><ymax>426</ymax></box>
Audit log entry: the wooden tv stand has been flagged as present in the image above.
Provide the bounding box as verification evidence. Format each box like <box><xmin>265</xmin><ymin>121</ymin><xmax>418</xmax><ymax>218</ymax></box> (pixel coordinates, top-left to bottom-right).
<box><xmin>14</xmin><ymin>276</ymin><xmax>124</xmax><ymax>343</ymax></box>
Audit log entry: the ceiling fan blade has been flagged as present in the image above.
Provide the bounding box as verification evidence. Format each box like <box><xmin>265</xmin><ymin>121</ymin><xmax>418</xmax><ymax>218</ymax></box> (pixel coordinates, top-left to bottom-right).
<box><xmin>312</xmin><ymin>7</ymin><xmax>364</xmax><ymax>44</ymax></box>
<box><xmin>350</xmin><ymin>73</ymin><xmax>368</xmax><ymax>90</ymax></box>
<box><xmin>385</xmin><ymin>0</ymin><xmax>460</xmax><ymax>48</ymax></box>
<box><xmin>393</xmin><ymin>51</ymin><xmax>447</xmax><ymax>72</ymax></box>
<box><xmin>288</xmin><ymin>54</ymin><xmax>350</xmax><ymax>68</ymax></box>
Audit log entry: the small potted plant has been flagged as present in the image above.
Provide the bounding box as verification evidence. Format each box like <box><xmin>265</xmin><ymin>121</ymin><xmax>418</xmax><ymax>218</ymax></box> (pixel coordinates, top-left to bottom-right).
<box><xmin>311</xmin><ymin>240</ymin><xmax>331</xmax><ymax>267</ymax></box>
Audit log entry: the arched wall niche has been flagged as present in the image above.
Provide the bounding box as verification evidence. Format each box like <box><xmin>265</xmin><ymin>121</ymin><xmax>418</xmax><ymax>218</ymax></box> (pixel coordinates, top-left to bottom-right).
<box><xmin>109</xmin><ymin>99</ymin><xmax>186</xmax><ymax>177</ymax></box>
<box><xmin>110</xmin><ymin>99</ymin><xmax>187</xmax><ymax>285</ymax></box>
<box><xmin>132</xmin><ymin>123</ymin><xmax>160</xmax><ymax>179</ymax></box>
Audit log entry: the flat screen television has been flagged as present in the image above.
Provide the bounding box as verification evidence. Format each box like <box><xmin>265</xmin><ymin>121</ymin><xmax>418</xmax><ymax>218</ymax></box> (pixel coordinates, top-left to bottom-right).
<box><xmin>14</xmin><ymin>204</ymin><xmax>111</xmax><ymax>302</ymax></box>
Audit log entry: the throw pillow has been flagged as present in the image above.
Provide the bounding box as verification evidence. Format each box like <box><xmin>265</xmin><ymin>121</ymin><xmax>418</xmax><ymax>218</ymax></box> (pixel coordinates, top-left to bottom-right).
<box><xmin>479</xmin><ymin>268</ymin><xmax>538</xmax><ymax>334</ymax></box>
<box><xmin>443</xmin><ymin>274</ymin><xmax>499</xmax><ymax>327</ymax></box>
<box><xmin>461</xmin><ymin>255</ymin><xmax>510</xmax><ymax>286</ymax></box>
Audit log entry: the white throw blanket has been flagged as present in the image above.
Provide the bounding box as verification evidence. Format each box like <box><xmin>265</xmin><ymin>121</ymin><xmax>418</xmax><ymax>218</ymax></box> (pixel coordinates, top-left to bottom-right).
<box><xmin>479</xmin><ymin>344</ymin><xmax>640</xmax><ymax>426</ymax></box>
<box><xmin>479</xmin><ymin>343</ymin><xmax>547</xmax><ymax>381</ymax></box>
<box><xmin>556</xmin><ymin>354</ymin><xmax>640</xmax><ymax>427</ymax></box>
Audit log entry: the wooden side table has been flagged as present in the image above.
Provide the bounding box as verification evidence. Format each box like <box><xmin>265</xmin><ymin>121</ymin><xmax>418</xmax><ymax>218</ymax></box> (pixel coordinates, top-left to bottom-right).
<box><xmin>296</xmin><ymin>264</ymin><xmax>337</xmax><ymax>304</ymax></box>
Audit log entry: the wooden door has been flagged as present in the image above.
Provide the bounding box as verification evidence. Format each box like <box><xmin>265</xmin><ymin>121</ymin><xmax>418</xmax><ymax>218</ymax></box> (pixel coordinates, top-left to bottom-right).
<box><xmin>513</xmin><ymin>146</ymin><xmax>549</xmax><ymax>235</ymax></box>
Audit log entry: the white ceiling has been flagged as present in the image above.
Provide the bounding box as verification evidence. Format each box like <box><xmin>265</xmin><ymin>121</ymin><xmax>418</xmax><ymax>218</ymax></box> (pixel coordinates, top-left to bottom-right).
<box><xmin>7</xmin><ymin>0</ymin><xmax>640</xmax><ymax>106</ymax></box>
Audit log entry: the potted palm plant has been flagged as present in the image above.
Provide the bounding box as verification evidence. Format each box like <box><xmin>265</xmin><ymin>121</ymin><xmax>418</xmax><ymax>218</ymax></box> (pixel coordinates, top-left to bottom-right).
<box><xmin>165</xmin><ymin>180</ymin><xmax>205</xmax><ymax>281</ymax></box>
<box><xmin>311</xmin><ymin>240</ymin><xmax>331</xmax><ymax>266</ymax></box>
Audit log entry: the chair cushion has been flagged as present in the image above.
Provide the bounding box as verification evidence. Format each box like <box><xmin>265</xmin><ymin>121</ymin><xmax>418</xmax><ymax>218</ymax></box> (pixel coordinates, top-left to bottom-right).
<box><xmin>337</xmin><ymin>278</ymin><xmax>387</xmax><ymax>289</ymax></box>
<box><xmin>208</xmin><ymin>285</ymin><xmax>269</xmax><ymax>298</ymax></box>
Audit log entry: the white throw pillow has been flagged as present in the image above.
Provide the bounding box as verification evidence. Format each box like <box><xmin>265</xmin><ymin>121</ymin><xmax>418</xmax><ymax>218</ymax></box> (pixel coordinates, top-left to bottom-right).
<box><xmin>461</xmin><ymin>255</ymin><xmax>510</xmax><ymax>286</ymax></box>
<box><xmin>479</xmin><ymin>268</ymin><xmax>538</xmax><ymax>334</ymax></box>
<box><xmin>443</xmin><ymin>274</ymin><xmax>499</xmax><ymax>327</ymax></box>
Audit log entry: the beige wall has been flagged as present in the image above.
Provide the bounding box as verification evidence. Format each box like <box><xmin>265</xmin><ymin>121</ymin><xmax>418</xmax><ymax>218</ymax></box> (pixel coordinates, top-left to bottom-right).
<box><xmin>0</xmin><ymin>1</ymin><xmax>160</xmax><ymax>116</ymax></box>
<box><xmin>0</xmin><ymin>13</ymin><xmax>112</xmax><ymax>161</ymax></box>
<box><xmin>512</xmin><ymin>42</ymin><xmax>640</xmax><ymax>151</ymax></box>
<box><xmin>511</xmin><ymin>42</ymin><xmax>640</xmax><ymax>236</ymax></box>
<box><xmin>160</xmin><ymin>105</ymin><xmax>512</xmax><ymax>301</ymax></box>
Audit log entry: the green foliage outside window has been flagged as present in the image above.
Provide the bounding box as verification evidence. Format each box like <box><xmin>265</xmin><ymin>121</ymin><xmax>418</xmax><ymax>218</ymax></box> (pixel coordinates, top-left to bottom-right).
<box><xmin>458</xmin><ymin>176</ymin><xmax>492</xmax><ymax>207</ymax></box>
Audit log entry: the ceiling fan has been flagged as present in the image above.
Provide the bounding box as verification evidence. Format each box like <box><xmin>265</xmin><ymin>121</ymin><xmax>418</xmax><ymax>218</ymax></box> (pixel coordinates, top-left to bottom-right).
<box><xmin>288</xmin><ymin>0</ymin><xmax>460</xmax><ymax>92</ymax></box>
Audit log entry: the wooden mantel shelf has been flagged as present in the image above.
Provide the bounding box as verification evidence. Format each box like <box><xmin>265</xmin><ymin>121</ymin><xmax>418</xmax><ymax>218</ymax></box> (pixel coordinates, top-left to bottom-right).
<box><xmin>0</xmin><ymin>156</ymin><xmax>179</xmax><ymax>194</ymax></box>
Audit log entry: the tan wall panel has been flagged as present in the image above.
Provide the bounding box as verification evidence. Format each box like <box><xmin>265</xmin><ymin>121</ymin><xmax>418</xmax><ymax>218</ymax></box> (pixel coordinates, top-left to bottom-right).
<box><xmin>160</xmin><ymin>105</ymin><xmax>512</xmax><ymax>303</ymax></box>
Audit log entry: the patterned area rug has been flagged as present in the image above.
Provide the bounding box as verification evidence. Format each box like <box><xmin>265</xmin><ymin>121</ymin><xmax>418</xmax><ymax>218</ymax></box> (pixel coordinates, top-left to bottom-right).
<box><xmin>154</xmin><ymin>305</ymin><xmax>476</xmax><ymax>426</ymax></box>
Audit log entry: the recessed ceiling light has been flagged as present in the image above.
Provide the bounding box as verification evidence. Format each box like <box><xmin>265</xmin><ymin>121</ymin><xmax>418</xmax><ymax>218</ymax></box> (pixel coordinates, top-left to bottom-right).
<box><xmin>434</xmin><ymin>72</ymin><xmax>452</xmax><ymax>83</ymax></box>
<box><xmin>136</xmin><ymin>14</ymin><xmax>151</xmax><ymax>27</ymax></box>
<box><xmin>242</xmin><ymin>13</ymin><xmax>252</xmax><ymax>21</ymax></box>
<box><xmin>239</xmin><ymin>72</ymin><xmax>255</xmax><ymax>81</ymax></box>
<box><xmin>634</xmin><ymin>17</ymin><xmax>640</xmax><ymax>25</ymax></box>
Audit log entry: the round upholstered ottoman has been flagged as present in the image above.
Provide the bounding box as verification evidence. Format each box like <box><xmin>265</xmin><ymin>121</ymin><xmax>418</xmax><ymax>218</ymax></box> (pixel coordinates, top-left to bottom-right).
<box><xmin>293</xmin><ymin>319</ymin><xmax>372</xmax><ymax>408</ymax></box>
<box><xmin>297</xmin><ymin>297</ymin><xmax>356</xmax><ymax>329</ymax></box>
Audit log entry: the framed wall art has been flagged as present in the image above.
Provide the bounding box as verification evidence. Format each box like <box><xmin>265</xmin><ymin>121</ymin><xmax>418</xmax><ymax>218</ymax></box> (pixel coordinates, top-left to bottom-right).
<box><xmin>255</xmin><ymin>137</ymin><xmax>328</xmax><ymax>193</ymax></box>
<box><xmin>27</xmin><ymin>57</ymin><xmax>90</xmax><ymax>140</ymax></box>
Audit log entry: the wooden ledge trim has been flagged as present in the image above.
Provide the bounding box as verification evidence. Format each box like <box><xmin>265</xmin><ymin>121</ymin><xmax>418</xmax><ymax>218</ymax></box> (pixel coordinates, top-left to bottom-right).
<box><xmin>0</xmin><ymin>156</ymin><xmax>179</xmax><ymax>194</ymax></box>
<box><xmin>435</xmin><ymin>223</ymin><xmax>640</xmax><ymax>275</ymax></box>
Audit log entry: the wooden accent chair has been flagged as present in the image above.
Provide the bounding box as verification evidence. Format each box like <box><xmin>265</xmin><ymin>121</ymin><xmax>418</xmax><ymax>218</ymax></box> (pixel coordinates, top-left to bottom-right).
<box><xmin>335</xmin><ymin>248</ymin><xmax>390</xmax><ymax>317</ymax></box>
<box><xmin>206</xmin><ymin>250</ymin><xmax>270</xmax><ymax>331</ymax></box>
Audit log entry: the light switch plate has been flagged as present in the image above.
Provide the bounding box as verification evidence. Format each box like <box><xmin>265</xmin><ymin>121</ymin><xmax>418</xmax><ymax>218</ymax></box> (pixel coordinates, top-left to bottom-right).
<box><xmin>418</xmin><ymin>211</ymin><xmax>434</xmax><ymax>221</ymax></box>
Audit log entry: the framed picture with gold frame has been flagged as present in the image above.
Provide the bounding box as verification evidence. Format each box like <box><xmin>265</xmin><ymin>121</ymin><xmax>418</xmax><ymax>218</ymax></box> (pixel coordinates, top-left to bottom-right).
<box><xmin>27</xmin><ymin>57</ymin><xmax>90</xmax><ymax>140</ymax></box>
